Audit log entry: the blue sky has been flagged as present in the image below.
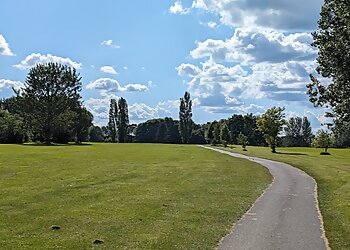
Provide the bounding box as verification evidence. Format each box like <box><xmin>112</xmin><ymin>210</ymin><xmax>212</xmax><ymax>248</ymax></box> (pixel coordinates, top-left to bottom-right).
<box><xmin>0</xmin><ymin>0</ymin><xmax>330</xmax><ymax>128</ymax></box>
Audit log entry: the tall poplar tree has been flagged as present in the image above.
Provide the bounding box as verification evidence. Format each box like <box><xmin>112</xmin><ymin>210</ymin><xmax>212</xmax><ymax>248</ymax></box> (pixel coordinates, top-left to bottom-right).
<box><xmin>179</xmin><ymin>91</ymin><xmax>193</xmax><ymax>144</ymax></box>
<box><xmin>117</xmin><ymin>97</ymin><xmax>129</xmax><ymax>143</ymax></box>
<box><xmin>108</xmin><ymin>99</ymin><xmax>118</xmax><ymax>143</ymax></box>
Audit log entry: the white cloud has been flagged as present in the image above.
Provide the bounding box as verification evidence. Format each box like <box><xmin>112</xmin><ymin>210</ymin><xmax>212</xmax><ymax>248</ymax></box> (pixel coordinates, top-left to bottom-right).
<box><xmin>169</xmin><ymin>1</ymin><xmax>190</xmax><ymax>15</ymax></box>
<box><xmin>124</xmin><ymin>66</ymin><xmax>128</xmax><ymax>70</ymax></box>
<box><xmin>0</xmin><ymin>34</ymin><xmax>14</xmax><ymax>56</ymax></box>
<box><xmin>129</xmin><ymin>103</ymin><xmax>172</xmax><ymax>121</ymax></box>
<box><xmin>14</xmin><ymin>53</ymin><xmax>82</xmax><ymax>70</ymax></box>
<box><xmin>207</xmin><ymin>21</ymin><xmax>218</xmax><ymax>28</ymax></box>
<box><xmin>191</xmin><ymin>28</ymin><xmax>316</xmax><ymax>64</ymax></box>
<box><xmin>0</xmin><ymin>79</ymin><xmax>24</xmax><ymax>91</ymax></box>
<box><xmin>101</xmin><ymin>40</ymin><xmax>120</xmax><ymax>49</ymax></box>
<box><xmin>100</xmin><ymin>66</ymin><xmax>118</xmax><ymax>75</ymax></box>
<box><xmin>86</xmin><ymin>78</ymin><xmax>148</xmax><ymax>93</ymax></box>
<box><xmin>191</xmin><ymin>0</ymin><xmax>323</xmax><ymax>31</ymax></box>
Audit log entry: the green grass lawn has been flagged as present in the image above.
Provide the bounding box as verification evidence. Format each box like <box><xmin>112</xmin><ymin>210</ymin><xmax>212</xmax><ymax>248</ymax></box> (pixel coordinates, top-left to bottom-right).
<box><xmin>0</xmin><ymin>144</ymin><xmax>271</xmax><ymax>249</ymax></box>
<box><xmin>216</xmin><ymin>145</ymin><xmax>350</xmax><ymax>250</ymax></box>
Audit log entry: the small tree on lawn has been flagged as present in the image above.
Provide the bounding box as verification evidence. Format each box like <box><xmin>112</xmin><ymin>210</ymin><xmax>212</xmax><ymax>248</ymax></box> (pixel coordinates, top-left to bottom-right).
<box><xmin>220</xmin><ymin>122</ymin><xmax>230</xmax><ymax>147</ymax></box>
<box><xmin>237</xmin><ymin>132</ymin><xmax>248</xmax><ymax>151</ymax></box>
<box><xmin>312</xmin><ymin>130</ymin><xmax>332</xmax><ymax>155</ymax></box>
<box><xmin>257</xmin><ymin>107</ymin><xmax>285</xmax><ymax>153</ymax></box>
<box><xmin>179</xmin><ymin>91</ymin><xmax>193</xmax><ymax>144</ymax></box>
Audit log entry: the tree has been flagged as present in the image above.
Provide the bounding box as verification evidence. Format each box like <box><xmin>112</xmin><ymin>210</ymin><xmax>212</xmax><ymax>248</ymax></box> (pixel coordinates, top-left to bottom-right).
<box><xmin>179</xmin><ymin>91</ymin><xmax>193</xmax><ymax>144</ymax></box>
<box><xmin>19</xmin><ymin>63</ymin><xmax>82</xmax><ymax>144</ymax></box>
<box><xmin>0</xmin><ymin>109</ymin><xmax>24</xmax><ymax>143</ymax></box>
<box><xmin>257</xmin><ymin>107</ymin><xmax>285</xmax><ymax>153</ymax></box>
<box><xmin>89</xmin><ymin>126</ymin><xmax>105</xmax><ymax>142</ymax></box>
<box><xmin>307</xmin><ymin>0</ymin><xmax>350</xmax><ymax>122</ymax></box>
<box><xmin>220</xmin><ymin>122</ymin><xmax>230</xmax><ymax>147</ymax></box>
<box><xmin>206</xmin><ymin>122</ymin><xmax>215</xmax><ymax>144</ymax></box>
<box><xmin>213</xmin><ymin>123</ymin><xmax>220</xmax><ymax>145</ymax></box>
<box><xmin>108</xmin><ymin>99</ymin><xmax>118</xmax><ymax>143</ymax></box>
<box><xmin>302</xmin><ymin>116</ymin><xmax>313</xmax><ymax>146</ymax></box>
<box><xmin>73</xmin><ymin>106</ymin><xmax>93</xmax><ymax>143</ymax></box>
<box><xmin>284</xmin><ymin>117</ymin><xmax>303</xmax><ymax>147</ymax></box>
<box><xmin>237</xmin><ymin>132</ymin><xmax>248</xmax><ymax>151</ymax></box>
<box><xmin>312</xmin><ymin>130</ymin><xmax>332</xmax><ymax>154</ymax></box>
<box><xmin>117</xmin><ymin>97</ymin><xmax>129</xmax><ymax>143</ymax></box>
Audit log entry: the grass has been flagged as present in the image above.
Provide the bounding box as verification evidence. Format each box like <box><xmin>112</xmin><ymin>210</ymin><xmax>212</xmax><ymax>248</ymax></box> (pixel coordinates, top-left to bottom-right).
<box><xmin>216</xmin><ymin>145</ymin><xmax>350</xmax><ymax>250</ymax></box>
<box><xmin>0</xmin><ymin>144</ymin><xmax>271</xmax><ymax>249</ymax></box>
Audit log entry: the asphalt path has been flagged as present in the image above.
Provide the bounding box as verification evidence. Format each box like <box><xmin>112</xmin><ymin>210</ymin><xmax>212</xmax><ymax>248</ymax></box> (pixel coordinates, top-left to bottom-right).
<box><xmin>200</xmin><ymin>146</ymin><xmax>329</xmax><ymax>250</ymax></box>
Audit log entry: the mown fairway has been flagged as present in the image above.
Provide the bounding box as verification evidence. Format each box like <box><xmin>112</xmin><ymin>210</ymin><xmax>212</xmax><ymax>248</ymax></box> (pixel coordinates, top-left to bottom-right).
<box><xmin>218</xmin><ymin>146</ymin><xmax>350</xmax><ymax>250</ymax></box>
<box><xmin>0</xmin><ymin>144</ymin><xmax>271</xmax><ymax>249</ymax></box>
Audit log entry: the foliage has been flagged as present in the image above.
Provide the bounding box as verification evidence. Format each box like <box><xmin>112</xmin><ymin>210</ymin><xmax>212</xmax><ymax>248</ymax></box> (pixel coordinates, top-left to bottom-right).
<box><xmin>312</xmin><ymin>130</ymin><xmax>333</xmax><ymax>153</ymax></box>
<box><xmin>227</xmin><ymin>114</ymin><xmax>264</xmax><ymax>146</ymax></box>
<box><xmin>19</xmin><ymin>63</ymin><xmax>82</xmax><ymax>144</ymax></box>
<box><xmin>237</xmin><ymin>132</ymin><xmax>248</xmax><ymax>150</ymax></box>
<box><xmin>307</xmin><ymin>0</ymin><xmax>350</xmax><ymax>122</ymax></box>
<box><xmin>212</xmin><ymin>122</ymin><xmax>220</xmax><ymax>145</ymax></box>
<box><xmin>179</xmin><ymin>91</ymin><xmax>193</xmax><ymax>143</ymax></box>
<box><xmin>332</xmin><ymin>120</ymin><xmax>350</xmax><ymax>148</ymax></box>
<box><xmin>88</xmin><ymin>126</ymin><xmax>105</xmax><ymax>142</ymax></box>
<box><xmin>0</xmin><ymin>109</ymin><xmax>24</xmax><ymax>143</ymax></box>
<box><xmin>257</xmin><ymin>107</ymin><xmax>285</xmax><ymax>153</ymax></box>
<box><xmin>284</xmin><ymin>116</ymin><xmax>313</xmax><ymax>147</ymax></box>
<box><xmin>108</xmin><ymin>99</ymin><xmax>118</xmax><ymax>143</ymax></box>
<box><xmin>134</xmin><ymin>118</ymin><xmax>181</xmax><ymax>143</ymax></box>
<box><xmin>117</xmin><ymin>97</ymin><xmax>129</xmax><ymax>143</ymax></box>
<box><xmin>220</xmin><ymin>122</ymin><xmax>230</xmax><ymax>147</ymax></box>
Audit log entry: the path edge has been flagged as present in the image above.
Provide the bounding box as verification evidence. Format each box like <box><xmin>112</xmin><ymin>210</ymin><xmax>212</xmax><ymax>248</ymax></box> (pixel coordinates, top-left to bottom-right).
<box><xmin>198</xmin><ymin>145</ymin><xmax>331</xmax><ymax>250</ymax></box>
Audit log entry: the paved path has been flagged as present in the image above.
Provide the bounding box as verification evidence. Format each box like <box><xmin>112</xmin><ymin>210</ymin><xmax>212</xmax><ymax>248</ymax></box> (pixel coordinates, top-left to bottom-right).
<box><xmin>200</xmin><ymin>146</ymin><xmax>329</xmax><ymax>250</ymax></box>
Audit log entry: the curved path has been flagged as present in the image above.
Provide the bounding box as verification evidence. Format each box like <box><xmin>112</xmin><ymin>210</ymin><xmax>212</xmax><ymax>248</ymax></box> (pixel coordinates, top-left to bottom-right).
<box><xmin>200</xmin><ymin>146</ymin><xmax>329</xmax><ymax>250</ymax></box>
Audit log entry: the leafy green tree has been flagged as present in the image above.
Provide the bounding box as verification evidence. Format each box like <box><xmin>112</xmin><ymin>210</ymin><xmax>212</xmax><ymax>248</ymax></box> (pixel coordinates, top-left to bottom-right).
<box><xmin>89</xmin><ymin>126</ymin><xmax>105</xmax><ymax>142</ymax></box>
<box><xmin>179</xmin><ymin>91</ymin><xmax>193</xmax><ymax>144</ymax></box>
<box><xmin>312</xmin><ymin>130</ymin><xmax>333</xmax><ymax>154</ymax></box>
<box><xmin>117</xmin><ymin>97</ymin><xmax>129</xmax><ymax>143</ymax></box>
<box><xmin>0</xmin><ymin>109</ymin><xmax>24</xmax><ymax>143</ymax></box>
<box><xmin>302</xmin><ymin>116</ymin><xmax>313</xmax><ymax>146</ymax></box>
<box><xmin>307</xmin><ymin>0</ymin><xmax>350</xmax><ymax>122</ymax></box>
<box><xmin>108</xmin><ymin>99</ymin><xmax>118</xmax><ymax>143</ymax></box>
<box><xmin>257</xmin><ymin>107</ymin><xmax>285</xmax><ymax>153</ymax></box>
<box><xmin>220</xmin><ymin>122</ymin><xmax>230</xmax><ymax>147</ymax></box>
<box><xmin>237</xmin><ymin>132</ymin><xmax>248</xmax><ymax>151</ymax></box>
<box><xmin>19</xmin><ymin>63</ymin><xmax>82</xmax><ymax>144</ymax></box>
<box><xmin>73</xmin><ymin>106</ymin><xmax>93</xmax><ymax>143</ymax></box>
<box><xmin>213</xmin><ymin>122</ymin><xmax>220</xmax><ymax>145</ymax></box>
<box><xmin>206</xmin><ymin>122</ymin><xmax>215</xmax><ymax>144</ymax></box>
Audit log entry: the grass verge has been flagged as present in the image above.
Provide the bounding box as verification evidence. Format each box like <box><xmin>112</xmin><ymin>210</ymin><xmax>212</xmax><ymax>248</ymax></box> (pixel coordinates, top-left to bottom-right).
<box><xmin>0</xmin><ymin>144</ymin><xmax>271</xmax><ymax>249</ymax></box>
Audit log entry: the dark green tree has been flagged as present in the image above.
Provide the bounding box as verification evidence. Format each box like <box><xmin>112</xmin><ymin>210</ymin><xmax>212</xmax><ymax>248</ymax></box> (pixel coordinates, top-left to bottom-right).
<box><xmin>73</xmin><ymin>106</ymin><xmax>93</xmax><ymax>143</ymax></box>
<box><xmin>206</xmin><ymin>122</ymin><xmax>215</xmax><ymax>144</ymax></box>
<box><xmin>0</xmin><ymin>109</ymin><xmax>24</xmax><ymax>143</ymax></box>
<box><xmin>302</xmin><ymin>116</ymin><xmax>313</xmax><ymax>146</ymax></box>
<box><xmin>117</xmin><ymin>97</ymin><xmax>129</xmax><ymax>143</ymax></box>
<box><xmin>307</xmin><ymin>0</ymin><xmax>350</xmax><ymax>122</ymax></box>
<box><xmin>312</xmin><ymin>130</ymin><xmax>333</xmax><ymax>154</ymax></box>
<box><xmin>89</xmin><ymin>126</ymin><xmax>105</xmax><ymax>142</ymax></box>
<box><xmin>237</xmin><ymin>132</ymin><xmax>248</xmax><ymax>151</ymax></box>
<box><xmin>257</xmin><ymin>107</ymin><xmax>285</xmax><ymax>153</ymax></box>
<box><xmin>179</xmin><ymin>91</ymin><xmax>193</xmax><ymax>144</ymax></box>
<box><xmin>220</xmin><ymin>122</ymin><xmax>230</xmax><ymax>147</ymax></box>
<box><xmin>108</xmin><ymin>99</ymin><xmax>118</xmax><ymax>143</ymax></box>
<box><xmin>19</xmin><ymin>63</ymin><xmax>82</xmax><ymax>144</ymax></box>
<box><xmin>213</xmin><ymin>122</ymin><xmax>220</xmax><ymax>145</ymax></box>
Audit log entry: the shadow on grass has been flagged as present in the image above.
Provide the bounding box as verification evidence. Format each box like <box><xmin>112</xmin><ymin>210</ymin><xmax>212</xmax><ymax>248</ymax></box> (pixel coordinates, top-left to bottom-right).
<box><xmin>21</xmin><ymin>143</ymin><xmax>92</xmax><ymax>147</ymax></box>
<box><xmin>276</xmin><ymin>152</ymin><xmax>308</xmax><ymax>156</ymax></box>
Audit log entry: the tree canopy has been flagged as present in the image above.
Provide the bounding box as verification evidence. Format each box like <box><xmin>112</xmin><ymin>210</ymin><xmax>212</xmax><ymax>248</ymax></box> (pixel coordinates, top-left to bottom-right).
<box><xmin>307</xmin><ymin>0</ymin><xmax>350</xmax><ymax>122</ymax></box>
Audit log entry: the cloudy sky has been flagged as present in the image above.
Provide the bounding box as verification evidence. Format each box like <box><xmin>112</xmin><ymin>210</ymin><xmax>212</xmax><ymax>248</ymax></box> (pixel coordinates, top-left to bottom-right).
<box><xmin>0</xmin><ymin>0</ymin><xmax>329</xmax><ymax>128</ymax></box>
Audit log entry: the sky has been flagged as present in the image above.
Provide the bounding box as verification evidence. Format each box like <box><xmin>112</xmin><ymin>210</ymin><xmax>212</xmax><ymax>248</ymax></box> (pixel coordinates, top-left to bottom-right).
<box><xmin>0</xmin><ymin>0</ymin><xmax>330</xmax><ymax>129</ymax></box>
